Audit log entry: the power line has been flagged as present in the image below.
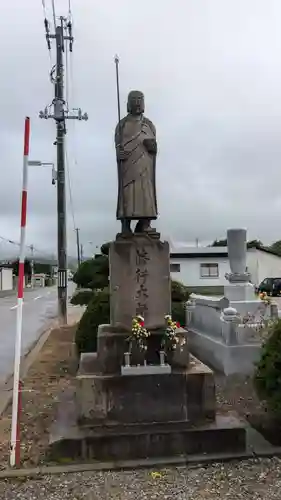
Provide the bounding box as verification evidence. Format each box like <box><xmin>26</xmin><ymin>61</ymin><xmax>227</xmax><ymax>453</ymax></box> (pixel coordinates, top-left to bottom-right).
<box><xmin>65</xmin><ymin>144</ymin><xmax>76</xmax><ymax>231</ymax></box>
<box><xmin>51</xmin><ymin>0</ymin><xmax>57</xmax><ymax>29</ymax></box>
<box><xmin>68</xmin><ymin>0</ymin><xmax>72</xmax><ymax>21</ymax></box>
<box><xmin>64</xmin><ymin>33</ymin><xmax>76</xmax><ymax>233</ymax></box>
<box><xmin>0</xmin><ymin>235</ymin><xmax>53</xmax><ymax>258</ymax></box>
<box><xmin>40</xmin><ymin>0</ymin><xmax>53</xmax><ymax>72</ymax></box>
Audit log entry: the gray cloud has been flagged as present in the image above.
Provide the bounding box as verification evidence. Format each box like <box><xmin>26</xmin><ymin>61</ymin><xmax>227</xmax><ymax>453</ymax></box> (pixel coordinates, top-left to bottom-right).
<box><xmin>1</xmin><ymin>0</ymin><xmax>281</xmax><ymax>257</ymax></box>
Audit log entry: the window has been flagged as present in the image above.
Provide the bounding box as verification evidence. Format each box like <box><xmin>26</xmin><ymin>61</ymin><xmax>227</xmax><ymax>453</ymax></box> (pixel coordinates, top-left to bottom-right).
<box><xmin>170</xmin><ymin>263</ymin><xmax>181</xmax><ymax>273</ymax></box>
<box><xmin>200</xmin><ymin>263</ymin><xmax>219</xmax><ymax>278</ymax></box>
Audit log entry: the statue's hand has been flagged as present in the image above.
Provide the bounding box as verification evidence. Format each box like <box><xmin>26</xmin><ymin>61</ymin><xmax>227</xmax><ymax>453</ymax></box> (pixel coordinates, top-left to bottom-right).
<box><xmin>143</xmin><ymin>138</ymin><xmax>157</xmax><ymax>155</ymax></box>
<box><xmin>117</xmin><ymin>146</ymin><xmax>129</xmax><ymax>162</ymax></box>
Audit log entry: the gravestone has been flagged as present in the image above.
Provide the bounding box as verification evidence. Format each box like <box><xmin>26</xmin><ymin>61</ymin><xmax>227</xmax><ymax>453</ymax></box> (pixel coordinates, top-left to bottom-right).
<box><xmin>224</xmin><ymin>228</ymin><xmax>256</xmax><ymax>302</ymax></box>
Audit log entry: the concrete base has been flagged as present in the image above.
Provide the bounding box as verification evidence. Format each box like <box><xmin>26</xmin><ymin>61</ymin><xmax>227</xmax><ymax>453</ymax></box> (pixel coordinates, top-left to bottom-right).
<box><xmin>49</xmin><ymin>386</ymin><xmax>246</xmax><ymax>462</ymax></box>
<box><xmin>76</xmin><ymin>354</ymin><xmax>215</xmax><ymax>425</ymax></box>
<box><xmin>121</xmin><ymin>364</ymin><xmax>171</xmax><ymax>375</ymax></box>
<box><xmin>188</xmin><ymin>328</ymin><xmax>261</xmax><ymax>375</ymax></box>
<box><xmin>224</xmin><ymin>282</ymin><xmax>256</xmax><ymax>302</ymax></box>
<box><xmin>50</xmin><ymin>414</ymin><xmax>246</xmax><ymax>462</ymax></box>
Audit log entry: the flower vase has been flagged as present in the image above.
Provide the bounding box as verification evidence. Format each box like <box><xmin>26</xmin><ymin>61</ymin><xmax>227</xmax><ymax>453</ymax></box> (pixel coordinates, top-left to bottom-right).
<box><xmin>130</xmin><ymin>341</ymin><xmax>146</xmax><ymax>366</ymax></box>
<box><xmin>166</xmin><ymin>347</ymin><xmax>174</xmax><ymax>367</ymax></box>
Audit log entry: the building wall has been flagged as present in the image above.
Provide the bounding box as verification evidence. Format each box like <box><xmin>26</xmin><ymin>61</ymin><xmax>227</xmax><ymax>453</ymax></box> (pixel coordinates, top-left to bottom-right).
<box><xmin>247</xmin><ymin>249</ymin><xmax>281</xmax><ymax>284</ymax></box>
<box><xmin>170</xmin><ymin>249</ymin><xmax>281</xmax><ymax>291</ymax></box>
<box><xmin>0</xmin><ymin>268</ymin><xmax>13</xmax><ymax>291</ymax></box>
<box><xmin>170</xmin><ymin>256</ymin><xmax>230</xmax><ymax>290</ymax></box>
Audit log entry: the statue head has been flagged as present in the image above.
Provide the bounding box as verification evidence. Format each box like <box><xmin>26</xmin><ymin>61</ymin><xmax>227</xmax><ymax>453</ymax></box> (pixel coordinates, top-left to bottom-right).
<box><xmin>127</xmin><ymin>90</ymin><xmax>144</xmax><ymax>115</ymax></box>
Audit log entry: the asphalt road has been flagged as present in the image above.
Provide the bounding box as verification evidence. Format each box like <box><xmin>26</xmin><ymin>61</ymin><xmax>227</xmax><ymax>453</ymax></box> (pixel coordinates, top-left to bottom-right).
<box><xmin>0</xmin><ymin>284</ymin><xmax>75</xmax><ymax>384</ymax></box>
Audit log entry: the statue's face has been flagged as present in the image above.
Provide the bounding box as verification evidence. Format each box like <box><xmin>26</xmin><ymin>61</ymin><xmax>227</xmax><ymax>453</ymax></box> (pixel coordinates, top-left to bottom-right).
<box><xmin>127</xmin><ymin>91</ymin><xmax>144</xmax><ymax>115</ymax></box>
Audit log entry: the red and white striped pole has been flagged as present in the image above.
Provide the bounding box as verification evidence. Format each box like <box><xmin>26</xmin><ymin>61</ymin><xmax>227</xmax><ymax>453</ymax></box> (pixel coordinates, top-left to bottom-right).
<box><xmin>10</xmin><ymin>116</ymin><xmax>30</xmax><ymax>468</ymax></box>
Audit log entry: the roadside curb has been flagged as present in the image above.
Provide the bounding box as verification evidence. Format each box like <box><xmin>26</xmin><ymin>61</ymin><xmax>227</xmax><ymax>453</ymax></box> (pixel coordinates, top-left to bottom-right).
<box><xmin>0</xmin><ymin>321</ymin><xmax>58</xmax><ymax>417</ymax></box>
<box><xmin>0</xmin><ymin>307</ymin><xmax>83</xmax><ymax>417</ymax></box>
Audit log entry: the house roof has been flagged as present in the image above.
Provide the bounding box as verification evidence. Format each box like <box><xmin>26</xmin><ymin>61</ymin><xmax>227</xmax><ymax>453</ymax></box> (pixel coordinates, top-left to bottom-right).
<box><xmin>170</xmin><ymin>245</ymin><xmax>281</xmax><ymax>259</ymax></box>
<box><xmin>170</xmin><ymin>247</ymin><xmax>228</xmax><ymax>259</ymax></box>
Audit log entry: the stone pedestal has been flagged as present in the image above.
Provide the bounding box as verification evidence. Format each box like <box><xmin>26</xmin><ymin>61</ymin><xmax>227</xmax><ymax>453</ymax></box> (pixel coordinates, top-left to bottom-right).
<box><xmin>109</xmin><ymin>232</ymin><xmax>171</xmax><ymax>329</ymax></box>
<box><xmin>49</xmin><ymin>230</ymin><xmax>247</xmax><ymax>462</ymax></box>
<box><xmin>76</xmin><ymin>354</ymin><xmax>216</xmax><ymax>426</ymax></box>
<box><xmin>224</xmin><ymin>283</ymin><xmax>256</xmax><ymax>302</ymax></box>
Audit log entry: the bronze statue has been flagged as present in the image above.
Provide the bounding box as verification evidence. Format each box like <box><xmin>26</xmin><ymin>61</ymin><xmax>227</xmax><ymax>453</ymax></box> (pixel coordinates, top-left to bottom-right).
<box><xmin>115</xmin><ymin>90</ymin><xmax>158</xmax><ymax>234</ymax></box>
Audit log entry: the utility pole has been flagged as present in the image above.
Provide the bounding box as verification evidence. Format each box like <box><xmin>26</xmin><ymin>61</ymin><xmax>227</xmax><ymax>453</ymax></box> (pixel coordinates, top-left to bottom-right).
<box><xmin>80</xmin><ymin>243</ymin><xmax>83</xmax><ymax>263</ymax></box>
<box><xmin>75</xmin><ymin>227</ymin><xmax>81</xmax><ymax>267</ymax></box>
<box><xmin>39</xmin><ymin>15</ymin><xmax>88</xmax><ymax>324</ymax></box>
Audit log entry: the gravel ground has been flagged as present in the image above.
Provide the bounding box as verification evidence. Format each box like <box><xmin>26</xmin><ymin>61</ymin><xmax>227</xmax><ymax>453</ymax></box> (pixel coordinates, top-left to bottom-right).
<box><xmin>1</xmin><ymin>458</ymin><xmax>281</xmax><ymax>499</ymax></box>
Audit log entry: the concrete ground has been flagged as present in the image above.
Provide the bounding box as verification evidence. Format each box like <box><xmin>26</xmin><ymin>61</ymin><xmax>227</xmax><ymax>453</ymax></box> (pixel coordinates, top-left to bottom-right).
<box><xmin>0</xmin><ymin>283</ymin><xmax>75</xmax><ymax>384</ymax></box>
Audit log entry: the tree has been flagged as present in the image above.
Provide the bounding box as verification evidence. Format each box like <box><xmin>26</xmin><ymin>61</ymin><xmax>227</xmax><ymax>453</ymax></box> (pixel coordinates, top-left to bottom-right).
<box><xmin>73</xmin><ymin>254</ymin><xmax>109</xmax><ymax>290</ymax></box>
<box><xmin>247</xmin><ymin>239</ymin><xmax>263</xmax><ymax>249</ymax></box>
<box><xmin>210</xmin><ymin>239</ymin><xmax>227</xmax><ymax>247</ymax></box>
<box><xmin>269</xmin><ymin>240</ymin><xmax>281</xmax><ymax>256</ymax></box>
<box><xmin>211</xmin><ymin>238</ymin><xmax>264</xmax><ymax>250</ymax></box>
<box><xmin>12</xmin><ymin>259</ymin><xmax>32</xmax><ymax>277</ymax></box>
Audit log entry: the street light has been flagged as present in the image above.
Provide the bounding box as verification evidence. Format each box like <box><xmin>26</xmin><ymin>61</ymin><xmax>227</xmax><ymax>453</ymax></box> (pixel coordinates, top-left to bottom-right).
<box><xmin>28</xmin><ymin>160</ymin><xmax>57</xmax><ymax>185</ymax></box>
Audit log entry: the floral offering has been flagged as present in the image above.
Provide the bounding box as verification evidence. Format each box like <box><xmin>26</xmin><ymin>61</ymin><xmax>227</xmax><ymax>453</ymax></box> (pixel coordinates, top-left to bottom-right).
<box><xmin>162</xmin><ymin>314</ymin><xmax>186</xmax><ymax>351</ymax></box>
<box><xmin>128</xmin><ymin>315</ymin><xmax>150</xmax><ymax>351</ymax></box>
<box><xmin>259</xmin><ymin>292</ymin><xmax>271</xmax><ymax>306</ymax></box>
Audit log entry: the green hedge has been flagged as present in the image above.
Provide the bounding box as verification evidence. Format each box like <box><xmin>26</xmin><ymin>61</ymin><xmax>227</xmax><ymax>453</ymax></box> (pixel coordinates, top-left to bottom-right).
<box><xmin>254</xmin><ymin>319</ymin><xmax>281</xmax><ymax>416</ymax></box>
<box><xmin>75</xmin><ymin>289</ymin><xmax>110</xmax><ymax>354</ymax></box>
<box><xmin>75</xmin><ymin>280</ymin><xmax>188</xmax><ymax>355</ymax></box>
<box><xmin>71</xmin><ymin>289</ymin><xmax>93</xmax><ymax>306</ymax></box>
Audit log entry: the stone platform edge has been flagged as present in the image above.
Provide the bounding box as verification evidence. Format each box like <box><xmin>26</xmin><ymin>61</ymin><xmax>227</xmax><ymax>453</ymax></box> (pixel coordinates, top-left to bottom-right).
<box><xmin>1</xmin><ymin>429</ymin><xmax>281</xmax><ymax>480</ymax></box>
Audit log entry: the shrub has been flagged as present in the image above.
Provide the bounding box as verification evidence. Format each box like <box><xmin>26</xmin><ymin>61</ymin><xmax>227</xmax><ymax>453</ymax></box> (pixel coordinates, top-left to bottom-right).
<box><xmin>171</xmin><ymin>280</ymin><xmax>190</xmax><ymax>302</ymax></box>
<box><xmin>254</xmin><ymin>319</ymin><xmax>281</xmax><ymax>416</ymax></box>
<box><xmin>75</xmin><ymin>289</ymin><xmax>110</xmax><ymax>354</ymax></box>
<box><xmin>73</xmin><ymin>255</ymin><xmax>109</xmax><ymax>290</ymax></box>
<box><xmin>75</xmin><ymin>284</ymin><xmax>188</xmax><ymax>354</ymax></box>
<box><xmin>171</xmin><ymin>301</ymin><xmax>186</xmax><ymax>326</ymax></box>
<box><xmin>71</xmin><ymin>289</ymin><xmax>93</xmax><ymax>306</ymax></box>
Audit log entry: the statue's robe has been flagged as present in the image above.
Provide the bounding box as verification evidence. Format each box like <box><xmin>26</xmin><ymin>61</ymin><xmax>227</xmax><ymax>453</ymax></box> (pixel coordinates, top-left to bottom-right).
<box><xmin>115</xmin><ymin>114</ymin><xmax>158</xmax><ymax>220</ymax></box>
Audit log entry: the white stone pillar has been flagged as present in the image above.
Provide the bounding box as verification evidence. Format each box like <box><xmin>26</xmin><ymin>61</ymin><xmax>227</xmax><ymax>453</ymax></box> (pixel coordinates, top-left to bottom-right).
<box><xmin>224</xmin><ymin>228</ymin><xmax>256</xmax><ymax>301</ymax></box>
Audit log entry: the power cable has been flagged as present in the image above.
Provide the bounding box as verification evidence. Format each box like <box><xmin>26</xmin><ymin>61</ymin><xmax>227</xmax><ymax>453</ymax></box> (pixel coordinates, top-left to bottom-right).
<box><xmin>51</xmin><ymin>0</ymin><xmax>57</xmax><ymax>30</ymax></box>
<box><xmin>68</xmin><ymin>0</ymin><xmax>72</xmax><ymax>21</ymax></box>
<box><xmin>0</xmin><ymin>235</ymin><xmax>53</xmax><ymax>258</ymax></box>
<box><xmin>65</xmin><ymin>144</ymin><xmax>76</xmax><ymax>232</ymax></box>
<box><xmin>64</xmin><ymin>27</ymin><xmax>77</xmax><ymax>234</ymax></box>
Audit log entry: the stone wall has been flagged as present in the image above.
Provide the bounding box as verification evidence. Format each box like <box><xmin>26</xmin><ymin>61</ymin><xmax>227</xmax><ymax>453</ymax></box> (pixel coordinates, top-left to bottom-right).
<box><xmin>186</xmin><ymin>293</ymin><xmax>271</xmax><ymax>375</ymax></box>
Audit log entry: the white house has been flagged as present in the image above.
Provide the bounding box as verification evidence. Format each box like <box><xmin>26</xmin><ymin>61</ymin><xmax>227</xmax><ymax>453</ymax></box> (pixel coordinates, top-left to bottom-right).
<box><xmin>170</xmin><ymin>245</ymin><xmax>281</xmax><ymax>294</ymax></box>
<box><xmin>0</xmin><ymin>267</ymin><xmax>13</xmax><ymax>291</ymax></box>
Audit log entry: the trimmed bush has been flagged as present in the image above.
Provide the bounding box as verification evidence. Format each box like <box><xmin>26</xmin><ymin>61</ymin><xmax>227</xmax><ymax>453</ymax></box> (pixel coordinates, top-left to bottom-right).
<box><xmin>73</xmin><ymin>255</ymin><xmax>109</xmax><ymax>290</ymax></box>
<box><xmin>171</xmin><ymin>280</ymin><xmax>190</xmax><ymax>302</ymax></box>
<box><xmin>75</xmin><ymin>289</ymin><xmax>110</xmax><ymax>354</ymax></box>
<box><xmin>71</xmin><ymin>289</ymin><xmax>93</xmax><ymax>306</ymax></box>
<box><xmin>171</xmin><ymin>301</ymin><xmax>186</xmax><ymax>326</ymax></box>
<box><xmin>254</xmin><ymin>319</ymin><xmax>281</xmax><ymax>416</ymax></box>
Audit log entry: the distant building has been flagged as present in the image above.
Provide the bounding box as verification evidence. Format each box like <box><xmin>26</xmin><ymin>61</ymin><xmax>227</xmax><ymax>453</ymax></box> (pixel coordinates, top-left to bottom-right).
<box><xmin>0</xmin><ymin>266</ymin><xmax>13</xmax><ymax>291</ymax></box>
<box><xmin>170</xmin><ymin>245</ymin><xmax>281</xmax><ymax>294</ymax></box>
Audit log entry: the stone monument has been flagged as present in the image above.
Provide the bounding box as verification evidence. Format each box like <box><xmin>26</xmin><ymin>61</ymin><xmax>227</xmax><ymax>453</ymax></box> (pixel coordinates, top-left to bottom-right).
<box><xmin>224</xmin><ymin>228</ymin><xmax>256</xmax><ymax>302</ymax></box>
<box><xmin>49</xmin><ymin>93</ymin><xmax>246</xmax><ymax>462</ymax></box>
<box><xmin>115</xmin><ymin>90</ymin><xmax>157</xmax><ymax>235</ymax></box>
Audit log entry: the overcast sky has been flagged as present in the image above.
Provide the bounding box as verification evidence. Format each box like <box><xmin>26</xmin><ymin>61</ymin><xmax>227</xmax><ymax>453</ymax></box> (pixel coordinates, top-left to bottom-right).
<box><xmin>1</xmin><ymin>0</ymin><xmax>281</xmax><ymax>257</ymax></box>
